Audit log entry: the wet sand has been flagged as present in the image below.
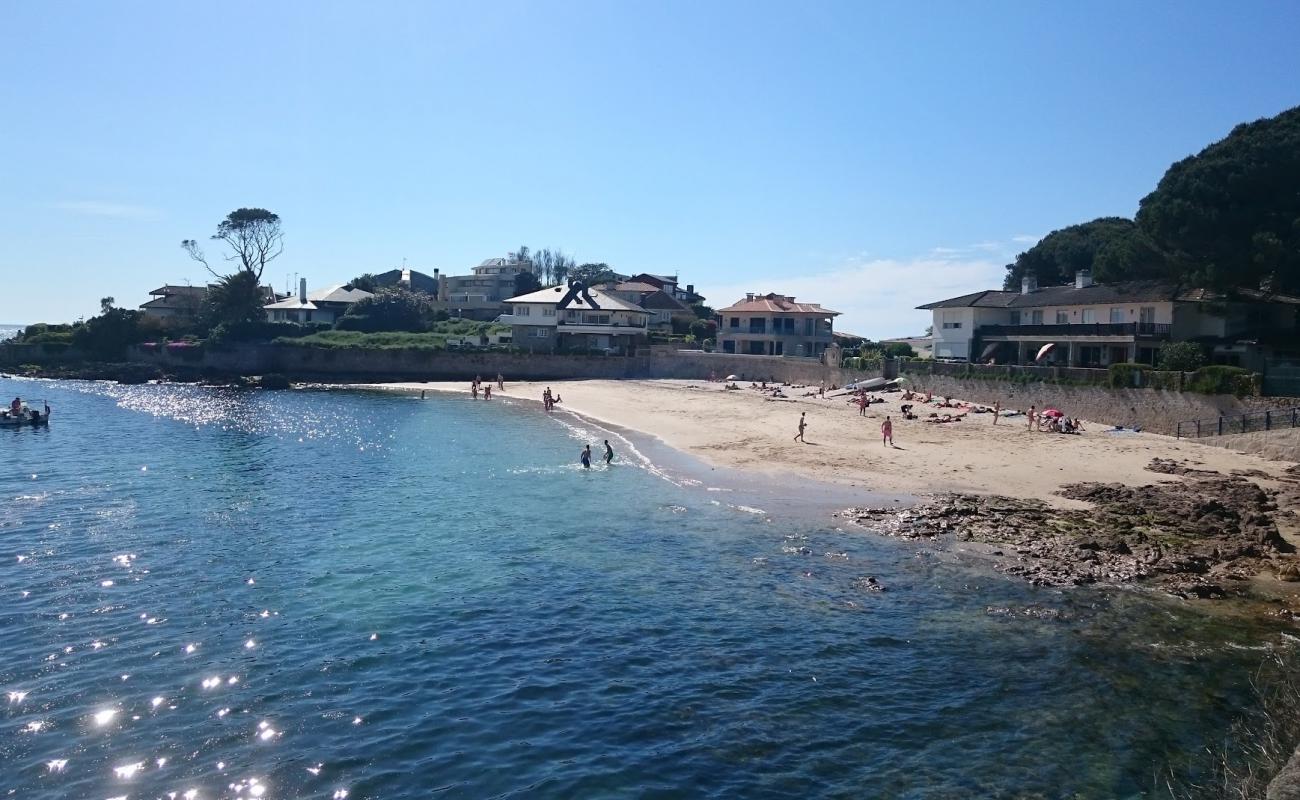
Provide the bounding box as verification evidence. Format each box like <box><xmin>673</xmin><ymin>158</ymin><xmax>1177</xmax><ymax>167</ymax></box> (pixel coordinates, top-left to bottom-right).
<box><xmin>362</xmin><ymin>378</ymin><xmax>1299</xmax><ymax>508</ymax></box>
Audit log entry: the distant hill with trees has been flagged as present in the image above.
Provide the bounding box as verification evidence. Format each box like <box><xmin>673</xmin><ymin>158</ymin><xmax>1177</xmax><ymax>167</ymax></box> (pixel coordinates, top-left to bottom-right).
<box><xmin>1004</xmin><ymin>105</ymin><xmax>1300</xmax><ymax>294</ymax></box>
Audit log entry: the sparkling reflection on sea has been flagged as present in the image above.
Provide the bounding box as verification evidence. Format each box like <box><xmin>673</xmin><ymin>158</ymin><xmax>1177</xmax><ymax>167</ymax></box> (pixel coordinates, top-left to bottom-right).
<box><xmin>0</xmin><ymin>378</ymin><xmax>1288</xmax><ymax>798</ymax></box>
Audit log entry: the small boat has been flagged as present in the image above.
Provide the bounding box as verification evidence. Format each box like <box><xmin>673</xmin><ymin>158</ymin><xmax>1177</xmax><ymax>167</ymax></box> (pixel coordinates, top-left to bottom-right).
<box><xmin>844</xmin><ymin>377</ymin><xmax>900</xmax><ymax>392</ymax></box>
<box><xmin>0</xmin><ymin>400</ymin><xmax>51</xmax><ymax>428</ymax></box>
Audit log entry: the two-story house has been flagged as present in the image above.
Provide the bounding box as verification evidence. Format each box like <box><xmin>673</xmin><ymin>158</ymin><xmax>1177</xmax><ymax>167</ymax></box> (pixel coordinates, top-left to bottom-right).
<box><xmin>597</xmin><ymin>281</ymin><xmax>697</xmax><ymax>331</ymax></box>
<box><xmin>500</xmin><ymin>285</ymin><xmax>650</xmax><ymax>354</ymax></box>
<box><xmin>429</xmin><ymin>258</ymin><xmax>536</xmax><ymax>321</ymax></box>
<box><xmin>716</xmin><ymin>293</ymin><xmax>839</xmax><ymax>357</ymax></box>
<box><xmin>918</xmin><ymin>270</ymin><xmax>1299</xmax><ymax>369</ymax></box>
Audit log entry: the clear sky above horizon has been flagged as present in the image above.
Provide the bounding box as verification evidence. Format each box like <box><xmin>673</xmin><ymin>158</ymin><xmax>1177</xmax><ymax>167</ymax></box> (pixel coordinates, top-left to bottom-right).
<box><xmin>3</xmin><ymin>1</ymin><xmax>1299</xmax><ymax>337</ymax></box>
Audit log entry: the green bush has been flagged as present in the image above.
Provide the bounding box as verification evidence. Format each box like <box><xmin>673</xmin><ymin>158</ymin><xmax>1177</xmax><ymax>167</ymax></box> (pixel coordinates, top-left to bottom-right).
<box><xmin>209</xmin><ymin>321</ymin><xmax>330</xmax><ymax>344</ymax></box>
<box><xmin>1186</xmin><ymin>365</ymin><xmax>1255</xmax><ymax>396</ymax></box>
<box><xmin>17</xmin><ymin>323</ymin><xmax>76</xmax><ymax>345</ymax></box>
<box><xmin>335</xmin><ymin>288</ymin><xmax>433</xmax><ymax>332</ymax></box>
<box><xmin>1108</xmin><ymin>362</ymin><xmax>1146</xmax><ymax>388</ymax></box>
<box><xmin>1157</xmin><ymin>340</ymin><xmax>1207</xmax><ymax>372</ymax></box>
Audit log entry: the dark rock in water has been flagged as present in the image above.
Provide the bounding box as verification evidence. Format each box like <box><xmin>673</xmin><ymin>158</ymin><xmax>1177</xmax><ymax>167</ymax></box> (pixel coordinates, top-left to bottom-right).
<box><xmin>256</xmin><ymin>373</ymin><xmax>292</xmax><ymax>390</ymax></box>
<box><xmin>842</xmin><ymin>460</ymin><xmax>1300</xmax><ymax>600</ymax></box>
<box><xmin>852</xmin><ymin>576</ymin><xmax>886</xmax><ymax>592</ymax></box>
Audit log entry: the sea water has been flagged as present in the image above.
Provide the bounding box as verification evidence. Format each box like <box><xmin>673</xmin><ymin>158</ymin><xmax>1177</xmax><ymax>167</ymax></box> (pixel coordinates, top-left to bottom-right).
<box><xmin>0</xmin><ymin>378</ymin><xmax>1287</xmax><ymax>798</ymax></box>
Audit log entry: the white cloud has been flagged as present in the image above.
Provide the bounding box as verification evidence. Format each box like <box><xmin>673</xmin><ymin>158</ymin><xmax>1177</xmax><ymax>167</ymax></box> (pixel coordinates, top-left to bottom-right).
<box><xmin>1010</xmin><ymin>233</ymin><xmax>1041</xmax><ymax>245</ymax></box>
<box><xmin>707</xmin><ymin>253</ymin><xmax>1006</xmax><ymax>340</ymax></box>
<box><xmin>52</xmin><ymin>201</ymin><xmax>161</xmax><ymax>221</ymax></box>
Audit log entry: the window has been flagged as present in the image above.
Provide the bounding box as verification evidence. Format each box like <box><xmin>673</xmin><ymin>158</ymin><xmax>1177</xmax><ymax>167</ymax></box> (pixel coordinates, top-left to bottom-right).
<box><xmin>543</xmin><ymin>307</ymin><xmax>555</xmax><ymax>317</ymax></box>
<box><xmin>535</xmin><ymin>328</ymin><xmax>549</xmax><ymax>338</ymax></box>
<box><xmin>1031</xmin><ymin>310</ymin><xmax>1043</xmax><ymax>324</ymax></box>
<box><xmin>1010</xmin><ymin>310</ymin><xmax>1020</xmax><ymax>325</ymax></box>
<box><xmin>1139</xmin><ymin>307</ymin><xmax>1155</xmax><ymax>324</ymax></box>
<box><xmin>1055</xmin><ymin>311</ymin><xmax>1068</xmax><ymax>324</ymax></box>
<box><xmin>941</xmin><ymin>321</ymin><xmax>962</xmax><ymax>329</ymax></box>
<box><xmin>1081</xmin><ymin>308</ymin><xmax>1096</xmax><ymax>324</ymax></box>
<box><xmin>516</xmin><ymin>305</ymin><xmax>530</xmax><ymax>316</ymax></box>
<box><xmin>1110</xmin><ymin>308</ymin><xmax>1123</xmax><ymax>323</ymax></box>
<box><xmin>729</xmin><ymin>316</ymin><xmax>740</xmax><ymax>328</ymax></box>
<box><xmin>804</xmin><ymin>318</ymin><xmax>814</xmax><ymax>336</ymax></box>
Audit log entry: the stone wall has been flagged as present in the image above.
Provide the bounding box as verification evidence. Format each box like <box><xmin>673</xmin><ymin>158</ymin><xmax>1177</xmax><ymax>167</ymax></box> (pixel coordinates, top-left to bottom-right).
<box><xmin>901</xmin><ymin>372</ymin><xmax>1298</xmax><ymax>435</ymax></box>
<box><xmin>123</xmin><ymin>344</ymin><xmax>880</xmax><ymax>387</ymax></box>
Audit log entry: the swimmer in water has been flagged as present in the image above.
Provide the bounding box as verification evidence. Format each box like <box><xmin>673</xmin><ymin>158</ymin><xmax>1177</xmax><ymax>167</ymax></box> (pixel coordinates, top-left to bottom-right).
<box><xmin>603</xmin><ymin>439</ymin><xmax>614</xmax><ymax>465</ymax></box>
<box><xmin>580</xmin><ymin>444</ymin><xmax>592</xmax><ymax>469</ymax></box>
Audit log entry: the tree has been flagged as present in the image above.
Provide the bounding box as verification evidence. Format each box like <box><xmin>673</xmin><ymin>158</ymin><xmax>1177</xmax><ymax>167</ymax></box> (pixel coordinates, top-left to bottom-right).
<box><xmin>349</xmin><ymin>273</ymin><xmax>379</xmax><ymax>292</ymax></box>
<box><xmin>203</xmin><ymin>271</ymin><xmax>268</xmax><ymax>328</ymax></box>
<box><xmin>335</xmin><ymin>287</ymin><xmax>433</xmax><ymax>332</ymax></box>
<box><xmin>182</xmin><ymin>208</ymin><xmax>284</xmax><ymax>280</ymax></box>
<box><xmin>1002</xmin><ymin>217</ymin><xmax>1166</xmax><ymax>289</ymax></box>
<box><xmin>73</xmin><ymin>307</ymin><xmax>146</xmax><ymax>359</ymax></box>
<box><xmin>1136</xmin><ymin>105</ymin><xmax>1300</xmax><ymax>293</ymax></box>
<box><xmin>100</xmin><ymin>297</ymin><xmax>116</xmax><ymax>314</ymax></box>
<box><xmin>1157</xmin><ymin>341</ymin><xmax>1207</xmax><ymax>372</ymax></box>
<box><xmin>513</xmin><ymin>270</ymin><xmax>542</xmax><ymax>296</ymax></box>
<box><xmin>570</xmin><ymin>262</ymin><xmax>617</xmax><ymax>285</ymax></box>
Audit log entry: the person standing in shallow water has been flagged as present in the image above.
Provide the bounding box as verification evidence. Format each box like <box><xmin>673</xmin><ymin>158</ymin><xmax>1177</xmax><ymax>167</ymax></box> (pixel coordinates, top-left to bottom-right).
<box><xmin>580</xmin><ymin>444</ymin><xmax>592</xmax><ymax>469</ymax></box>
<box><xmin>603</xmin><ymin>440</ymin><xmax>614</xmax><ymax>465</ymax></box>
<box><xmin>794</xmin><ymin>412</ymin><xmax>807</xmax><ymax>443</ymax></box>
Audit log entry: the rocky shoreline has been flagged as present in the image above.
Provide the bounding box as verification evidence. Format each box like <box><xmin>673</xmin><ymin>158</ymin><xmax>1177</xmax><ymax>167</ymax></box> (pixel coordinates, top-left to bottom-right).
<box><xmin>840</xmin><ymin>459</ymin><xmax>1300</xmax><ymax>600</ymax></box>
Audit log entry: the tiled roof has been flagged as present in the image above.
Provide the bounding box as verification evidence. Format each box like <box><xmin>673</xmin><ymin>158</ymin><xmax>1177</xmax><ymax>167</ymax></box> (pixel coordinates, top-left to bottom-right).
<box><xmin>149</xmin><ymin>285</ymin><xmax>208</xmax><ymax>297</ymax></box>
<box><xmin>639</xmin><ymin>291</ymin><xmax>692</xmax><ymax>311</ymax></box>
<box><xmin>506</xmin><ymin>286</ymin><xmax>649</xmax><ymax>313</ymax></box>
<box><xmin>719</xmin><ymin>293</ymin><xmax>840</xmax><ymax>315</ymax></box>
<box><xmin>912</xmin><ymin>280</ymin><xmax>1285</xmax><ymax>310</ymax></box>
<box><xmin>264</xmin><ymin>285</ymin><xmax>372</xmax><ymax>310</ymax></box>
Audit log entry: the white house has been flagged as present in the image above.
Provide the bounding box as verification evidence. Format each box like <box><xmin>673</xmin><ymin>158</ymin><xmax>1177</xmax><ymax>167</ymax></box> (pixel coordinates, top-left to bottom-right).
<box><xmin>918</xmin><ymin>270</ymin><xmax>1299</xmax><ymax>368</ymax></box>
<box><xmin>264</xmin><ymin>279</ymin><xmax>372</xmax><ymax>325</ymax></box>
<box><xmin>499</xmin><ymin>285</ymin><xmax>650</xmax><ymax>354</ymax></box>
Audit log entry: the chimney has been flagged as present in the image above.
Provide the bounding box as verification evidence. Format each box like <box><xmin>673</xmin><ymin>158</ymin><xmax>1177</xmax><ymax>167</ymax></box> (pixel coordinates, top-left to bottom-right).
<box><xmin>299</xmin><ymin>277</ymin><xmax>307</xmax><ymax>303</ymax></box>
<box><xmin>438</xmin><ymin>274</ymin><xmax>448</xmax><ymax>302</ymax></box>
<box><xmin>1021</xmin><ymin>275</ymin><xmax>1037</xmax><ymax>295</ymax></box>
<box><xmin>746</xmin><ymin>293</ymin><xmax>755</xmax><ymax>301</ymax></box>
<box><xmin>1075</xmin><ymin>269</ymin><xmax>1093</xmax><ymax>289</ymax></box>
<box><xmin>686</xmin><ymin>284</ymin><xmax>694</xmax><ymax>295</ymax></box>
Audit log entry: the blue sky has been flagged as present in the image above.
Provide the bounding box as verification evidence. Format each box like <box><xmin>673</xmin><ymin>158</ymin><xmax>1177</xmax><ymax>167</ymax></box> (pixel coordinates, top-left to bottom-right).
<box><xmin>3</xmin><ymin>1</ymin><xmax>1298</xmax><ymax>337</ymax></box>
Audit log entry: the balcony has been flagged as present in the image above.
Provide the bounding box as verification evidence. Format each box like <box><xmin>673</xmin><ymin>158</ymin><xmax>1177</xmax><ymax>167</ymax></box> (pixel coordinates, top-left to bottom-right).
<box><xmin>979</xmin><ymin>323</ymin><xmax>1171</xmax><ymax>338</ymax></box>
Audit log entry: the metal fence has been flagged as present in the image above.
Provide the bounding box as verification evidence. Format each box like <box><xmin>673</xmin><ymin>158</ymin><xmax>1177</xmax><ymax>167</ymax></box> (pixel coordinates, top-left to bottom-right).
<box><xmin>1175</xmin><ymin>407</ymin><xmax>1300</xmax><ymax>438</ymax></box>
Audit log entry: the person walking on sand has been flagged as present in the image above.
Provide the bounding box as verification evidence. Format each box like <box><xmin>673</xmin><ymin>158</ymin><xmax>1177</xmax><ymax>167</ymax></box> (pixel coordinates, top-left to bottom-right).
<box><xmin>1027</xmin><ymin>404</ymin><xmax>1036</xmax><ymax>432</ymax></box>
<box><xmin>580</xmin><ymin>444</ymin><xmax>592</xmax><ymax>469</ymax></box>
<box><xmin>858</xmin><ymin>394</ymin><xmax>868</xmax><ymax>416</ymax></box>
<box><xmin>603</xmin><ymin>439</ymin><xmax>614</xmax><ymax>465</ymax></box>
<box><xmin>497</xmin><ymin>373</ymin><xmax>504</xmax><ymax>391</ymax></box>
<box><xmin>881</xmin><ymin>415</ymin><xmax>894</xmax><ymax>447</ymax></box>
<box><xmin>993</xmin><ymin>400</ymin><xmax>1001</xmax><ymax>425</ymax></box>
<box><xmin>794</xmin><ymin>412</ymin><xmax>807</xmax><ymax>443</ymax></box>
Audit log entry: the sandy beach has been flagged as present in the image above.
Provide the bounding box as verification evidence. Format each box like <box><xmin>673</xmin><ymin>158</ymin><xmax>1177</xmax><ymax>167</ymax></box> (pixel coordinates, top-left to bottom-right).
<box><xmin>365</xmin><ymin>378</ymin><xmax>1298</xmax><ymax>508</ymax></box>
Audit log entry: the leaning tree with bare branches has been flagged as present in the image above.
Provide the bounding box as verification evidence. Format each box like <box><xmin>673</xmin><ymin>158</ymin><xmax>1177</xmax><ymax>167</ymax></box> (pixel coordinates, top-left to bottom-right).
<box><xmin>182</xmin><ymin>208</ymin><xmax>284</xmax><ymax>280</ymax></box>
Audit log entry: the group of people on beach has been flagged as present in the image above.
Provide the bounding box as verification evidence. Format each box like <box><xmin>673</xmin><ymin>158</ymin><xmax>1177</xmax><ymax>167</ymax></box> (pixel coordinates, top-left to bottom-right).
<box><xmin>469</xmin><ymin>374</ymin><xmax>505</xmax><ymax>400</ymax></box>
<box><xmin>542</xmin><ymin>387</ymin><xmax>562</xmax><ymax>411</ymax></box>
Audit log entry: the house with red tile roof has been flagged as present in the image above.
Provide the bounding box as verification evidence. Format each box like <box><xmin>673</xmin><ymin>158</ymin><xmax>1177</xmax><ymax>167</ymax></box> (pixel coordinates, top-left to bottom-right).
<box><xmin>717</xmin><ymin>293</ymin><xmax>840</xmax><ymax>358</ymax></box>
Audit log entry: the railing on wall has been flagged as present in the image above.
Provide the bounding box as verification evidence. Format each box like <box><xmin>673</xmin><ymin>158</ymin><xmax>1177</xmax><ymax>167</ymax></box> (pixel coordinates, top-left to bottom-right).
<box><xmin>1175</xmin><ymin>407</ymin><xmax>1300</xmax><ymax>439</ymax></box>
<box><xmin>978</xmin><ymin>322</ymin><xmax>1172</xmax><ymax>337</ymax></box>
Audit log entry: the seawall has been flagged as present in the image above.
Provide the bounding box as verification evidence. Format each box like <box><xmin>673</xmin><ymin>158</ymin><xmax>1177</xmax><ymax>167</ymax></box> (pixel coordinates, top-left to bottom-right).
<box><xmin>900</xmin><ymin>372</ymin><xmax>1293</xmax><ymax>436</ymax></box>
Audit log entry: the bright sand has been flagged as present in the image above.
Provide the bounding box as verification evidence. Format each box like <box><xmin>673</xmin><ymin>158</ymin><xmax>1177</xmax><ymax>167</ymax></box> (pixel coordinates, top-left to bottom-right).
<box><xmin>369</xmin><ymin>379</ymin><xmax>1298</xmax><ymax>508</ymax></box>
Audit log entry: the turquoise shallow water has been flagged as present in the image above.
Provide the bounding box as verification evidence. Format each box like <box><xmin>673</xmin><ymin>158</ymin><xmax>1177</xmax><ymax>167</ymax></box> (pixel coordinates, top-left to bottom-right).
<box><xmin>0</xmin><ymin>378</ymin><xmax>1288</xmax><ymax>798</ymax></box>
